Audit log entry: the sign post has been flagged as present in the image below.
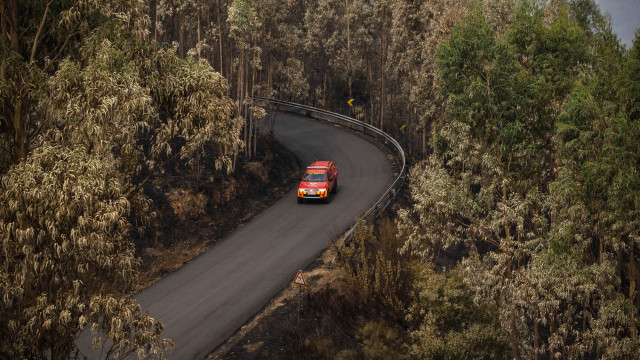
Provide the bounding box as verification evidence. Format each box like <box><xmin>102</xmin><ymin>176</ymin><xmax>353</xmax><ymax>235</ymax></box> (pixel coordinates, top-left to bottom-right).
<box><xmin>293</xmin><ymin>270</ymin><xmax>306</xmax><ymax>340</ymax></box>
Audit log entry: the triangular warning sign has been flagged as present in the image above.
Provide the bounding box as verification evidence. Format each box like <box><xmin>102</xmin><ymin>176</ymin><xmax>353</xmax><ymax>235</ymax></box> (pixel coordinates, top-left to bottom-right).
<box><xmin>293</xmin><ymin>270</ymin><xmax>306</xmax><ymax>286</ymax></box>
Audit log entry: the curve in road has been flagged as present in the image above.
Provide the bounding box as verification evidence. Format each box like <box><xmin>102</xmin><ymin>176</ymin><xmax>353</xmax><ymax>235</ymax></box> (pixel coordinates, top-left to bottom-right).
<box><xmin>80</xmin><ymin>112</ymin><xmax>395</xmax><ymax>359</ymax></box>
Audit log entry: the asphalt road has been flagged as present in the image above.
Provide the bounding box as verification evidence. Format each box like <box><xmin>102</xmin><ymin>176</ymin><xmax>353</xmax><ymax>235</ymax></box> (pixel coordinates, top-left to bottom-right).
<box><xmin>80</xmin><ymin>112</ymin><xmax>395</xmax><ymax>359</ymax></box>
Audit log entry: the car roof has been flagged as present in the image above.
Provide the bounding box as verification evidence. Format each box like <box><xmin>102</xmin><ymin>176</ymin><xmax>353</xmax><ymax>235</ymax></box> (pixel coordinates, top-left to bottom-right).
<box><xmin>306</xmin><ymin>167</ymin><xmax>328</xmax><ymax>172</ymax></box>
<box><xmin>308</xmin><ymin>161</ymin><xmax>333</xmax><ymax>168</ymax></box>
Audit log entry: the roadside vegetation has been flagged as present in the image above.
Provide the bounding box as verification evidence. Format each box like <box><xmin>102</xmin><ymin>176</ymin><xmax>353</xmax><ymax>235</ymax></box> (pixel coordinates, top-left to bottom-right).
<box><xmin>2</xmin><ymin>0</ymin><xmax>639</xmax><ymax>359</ymax></box>
<box><xmin>216</xmin><ymin>1</ymin><xmax>640</xmax><ymax>359</ymax></box>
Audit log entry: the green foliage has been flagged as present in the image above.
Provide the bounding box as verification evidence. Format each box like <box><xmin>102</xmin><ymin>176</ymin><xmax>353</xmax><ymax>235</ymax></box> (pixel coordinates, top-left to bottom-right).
<box><xmin>328</xmin><ymin>321</ymin><xmax>408</xmax><ymax>360</ymax></box>
<box><xmin>339</xmin><ymin>218</ymin><xmax>409</xmax><ymax>315</ymax></box>
<box><xmin>436</xmin><ymin>4</ymin><xmax>556</xmax><ymax>186</ymax></box>
<box><xmin>356</xmin><ymin>321</ymin><xmax>406</xmax><ymax>360</ymax></box>
<box><xmin>436</xmin><ymin>6</ymin><xmax>496</xmax><ymax>98</ymax></box>
<box><xmin>407</xmin><ymin>265</ymin><xmax>511</xmax><ymax>359</ymax></box>
<box><xmin>396</xmin><ymin>159</ymin><xmax>477</xmax><ymax>261</ymax></box>
<box><xmin>396</xmin><ymin>1</ymin><xmax>640</xmax><ymax>358</ymax></box>
<box><xmin>275</xmin><ymin>57</ymin><xmax>310</xmax><ymax>101</ymax></box>
<box><xmin>618</xmin><ymin>31</ymin><xmax>640</xmax><ymax>120</ymax></box>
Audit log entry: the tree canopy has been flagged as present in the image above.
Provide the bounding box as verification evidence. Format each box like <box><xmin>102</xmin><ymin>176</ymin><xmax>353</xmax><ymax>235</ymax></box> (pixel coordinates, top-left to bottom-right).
<box><xmin>2</xmin><ymin>0</ymin><xmax>639</xmax><ymax>358</ymax></box>
<box><xmin>2</xmin><ymin>1</ymin><xmax>242</xmax><ymax>358</ymax></box>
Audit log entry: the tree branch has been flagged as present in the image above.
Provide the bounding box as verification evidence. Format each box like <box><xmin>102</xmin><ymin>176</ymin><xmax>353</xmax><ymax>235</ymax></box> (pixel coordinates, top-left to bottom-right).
<box><xmin>30</xmin><ymin>1</ymin><xmax>52</xmax><ymax>63</ymax></box>
<box><xmin>42</xmin><ymin>28</ymin><xmax>76</xmax><ymax>73</ymax></box>
<box><xmin>125</xmin><ymin>151</ymin><xmax>180</xmax><ymax>200</ymax></box>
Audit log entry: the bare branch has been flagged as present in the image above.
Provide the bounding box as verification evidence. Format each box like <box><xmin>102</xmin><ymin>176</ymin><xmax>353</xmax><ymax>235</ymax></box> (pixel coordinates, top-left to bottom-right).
<box><xmin>30</xmin><ymin>1</ymin><xmax>52</xmax><ymax>63</ymax></box>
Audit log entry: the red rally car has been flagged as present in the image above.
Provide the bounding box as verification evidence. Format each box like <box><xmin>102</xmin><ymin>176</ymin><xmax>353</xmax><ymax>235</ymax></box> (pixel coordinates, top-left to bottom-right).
<box><xmin>297</xmin><ymin>161</ymin><xmax>338</xmax><ymax>203</ymax></box>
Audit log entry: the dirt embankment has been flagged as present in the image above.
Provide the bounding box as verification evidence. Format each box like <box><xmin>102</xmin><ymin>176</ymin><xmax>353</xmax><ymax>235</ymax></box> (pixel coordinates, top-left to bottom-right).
<box><xmin>137</xmin><ymin>135</ymin><xmax>300</xmax><ymax>288</ymax></box>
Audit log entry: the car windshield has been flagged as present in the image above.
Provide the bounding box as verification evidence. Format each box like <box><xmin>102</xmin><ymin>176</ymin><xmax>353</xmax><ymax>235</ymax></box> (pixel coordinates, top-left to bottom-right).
<box><xmin>303</xmin><ymin>172</ymin><xmax>327</xmax><ymax>182</ymax></box>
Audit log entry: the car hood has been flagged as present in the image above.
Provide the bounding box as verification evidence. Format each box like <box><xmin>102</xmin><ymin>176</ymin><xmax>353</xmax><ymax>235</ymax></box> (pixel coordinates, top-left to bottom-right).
<box><xmin>299</xmin><ymin>181</ymin><xmax>327</xmax><ymax>189</ymax></box>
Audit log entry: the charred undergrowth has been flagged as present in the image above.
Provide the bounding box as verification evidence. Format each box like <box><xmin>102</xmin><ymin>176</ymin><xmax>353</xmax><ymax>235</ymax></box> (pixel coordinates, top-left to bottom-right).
<box><xmin>135</xmin><ymin>134</ymin><xmax>300</xmax><ymax>286</ymax></box>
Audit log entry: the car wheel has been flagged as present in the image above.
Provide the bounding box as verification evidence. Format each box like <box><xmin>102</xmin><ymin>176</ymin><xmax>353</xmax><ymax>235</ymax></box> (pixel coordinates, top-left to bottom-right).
<box><xmin>332</xmin><ymin>180</ymin><xmax>338</xmax><ymax>194</ymax></box>
<box><xmin>297</xmin><ymin>197</ymin><xmax>303</xmax><ymax>204</ymax></box>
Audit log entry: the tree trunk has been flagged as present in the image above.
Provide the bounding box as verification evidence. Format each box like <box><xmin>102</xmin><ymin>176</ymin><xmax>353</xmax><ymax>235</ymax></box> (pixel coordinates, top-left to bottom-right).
<box><xmin>630</xmin><ymin>242</ymin><xmax>637</xmax><ymax>340</ymax></box>
<box><xmin>367</xmin><ymin>60</ymin><xmax>373</xmax><ymax>125</ymax></box>
<box><xmin>345</xmin><ymin>0</ymin><xmax>352</xmax><ymax>99</ymax></box>
<box><xmin>30</xmin><ymin>1</ymin><xmax>50</xmax><ymax>63</ymax></box>
<box><xmin>509</xmin><ymin>304</ymin><xmax>521</xmax><ymax>360</ymax></box>
<box><xmin>534</xmin><ymin>318</ymin><xmax>539</xmax><ymax>360</ymax></box>
<box><xmin>218</xmin><ymin>0</ymin><xmax>224</xmax><ymax>75</ymax></box>
<box><xmin>380</xmin><ymin>14</ymin><xmax>385</xmax><ymax>132</ymax></box>
<box><xmin>8</xmin><ymin>0</ymin><xmax>18</xmax><ymax>51</ymax></box>
<box><xmin>153</xmin><ymin>0</ymin><xmax>158</xmax><ymax>40</ymax></box>
<box><xmin>323</xmin><ymin>71</ymin><xmax>327</xmax><ymax>107</ymax></box>
<box><xmin>197</xmin><ymin>8</ymin><xmax>201</xmax><ymax>60</ymax></box>
<box><xmin>229</xmin><ymin>48</ymin><xmax>233</xmax><ymax>91</ymax></box>
<box><xmin>13</xmin><ymin>96</ymin><xmax>25</xmax><ymax>162</ymax></box>
<box><xmin>3</xmin><ymin>0</ymin><xmax>26</xmax><ymax>163</ymax></box>
<box><xmin>550</xmin><ymin>310</ymin><xmax>556</xmax><ymax>360</ymax></box>
<box><xmin>237</xmin><ymin>49</ymin><xmax>246</xmax><ymax>154</ymax></box>
<box><xmin>1</xmin><ymin>2</ymin><xmax>6</xmax><ymax>43</ymax></box>
<box><xmin>179</xmin><ymin>9</ymin><xmax>185</xmax><ymax>58</ymax></box>
<box><xmin>251</xmin><ymin>53</ymin><xmax>257</xmax><ymax>157</ymax></box>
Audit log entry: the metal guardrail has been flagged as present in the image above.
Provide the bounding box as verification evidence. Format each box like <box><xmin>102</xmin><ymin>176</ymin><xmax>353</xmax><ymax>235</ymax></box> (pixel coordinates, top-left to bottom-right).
<box><xmin>258</xmin><ymin>98</ymin><xmax>406</xmax><ymax>246</ymax></box>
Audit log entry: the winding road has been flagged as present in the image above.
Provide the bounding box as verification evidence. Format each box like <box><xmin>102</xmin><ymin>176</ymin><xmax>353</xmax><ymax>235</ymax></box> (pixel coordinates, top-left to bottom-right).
<box><xmin>81</xmin><ymin>111</ymin><xmax>395</xmax><ymax>359</ymax></box>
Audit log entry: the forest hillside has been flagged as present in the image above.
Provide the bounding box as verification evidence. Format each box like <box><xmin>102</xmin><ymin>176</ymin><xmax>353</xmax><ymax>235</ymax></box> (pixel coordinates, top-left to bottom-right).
<box><xmin>2</xmin><ymin>0</ymin><xmax>639</xmax><ymax>359</ymax></box>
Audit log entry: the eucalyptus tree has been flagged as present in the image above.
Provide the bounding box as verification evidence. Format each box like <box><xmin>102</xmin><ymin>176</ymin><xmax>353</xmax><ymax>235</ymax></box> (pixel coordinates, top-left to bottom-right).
<box><xmin>0</xmin><ymin>0</ymin><xmax>149</xmax><ymax>165</ymax></box>
<box><xmin>155</xmin><ymin>0</ymin><xmax>220</xmax><ymax>63</ymax></box>
<box><xmin>154</xmin><ymin>0</ymin><xmax>193</xmax><ymax>57</ymax></box>
<box><xmin>352</xmin><ymin>0</ymin><xmax>384</xmax><ymax>125</ymax></box>
<box><xmin>2</xmin><ymin>1</ymin><xmax>244</xmax><ymax>357</ymax></box>
<box><xmin>230</xmin><ymin>0</ymin><xmax>310</xmax><ymax>156</ymax></box>
<box><xmin>406</xmin><ymin>265</ymin><xmax>511</xmax><ymax>359</ymax></box>
<box><xmin>532</xmin><ymin>2</ymin><xmax>639</xmax><ymax>357</ymax></box>
<box><xmin>0</xmin><ymin>144</ymin><xmax>171</xmax><ymax>359</ymax></box>
<box><xmin>227</xmin><ymin>0</ymin><xmax>264</xmax><ymax>158</ymax></box>
<box><xmin>303</xmin><ymin>0</ymin><xmax>373</xmax><ymax>109</ymax></box>
<box><xmin>399</xmin><ymin>1</ymin><xmax>639</xmax><ymax>358</ymax></box>
<box><xmin>545</xmin><ymin>36</ymin><xmax>639</xmax><ymax>358</ymax></box>
<box><xmin>303</xmin><ymin>0</ymin><xmax>341</xmax><ymax>107</ymax></box>
<box><xmin>387</xmin><ymin>0</ymin><xmax>464</xmax><ymax>154</ymax></box>
<box><xmin>44</xmin><ymin>24</ymin><xmax>241</xmax><ymax>198</ymax></box>
<box><xmin>303</xmin><ymin>0</ymin><xmax>350</xmax><ymax>107</ymax></box>
<box><xmin>385</xmin><ymin>0</ymin><xmax>515</xmax><ymax>156</ymax></box>
<box><xmin>251</xmin><ymin>0</ymin><xmax>306</xmax><ymax>101</ymax></box>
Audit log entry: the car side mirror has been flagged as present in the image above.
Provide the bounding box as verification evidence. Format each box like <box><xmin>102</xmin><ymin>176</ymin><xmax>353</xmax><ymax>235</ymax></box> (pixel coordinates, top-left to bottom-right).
<box><xmin>328</xmin><ymin>177</ymin><xmax>333</xmax><ymax>181</ymax></box>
